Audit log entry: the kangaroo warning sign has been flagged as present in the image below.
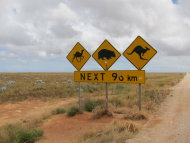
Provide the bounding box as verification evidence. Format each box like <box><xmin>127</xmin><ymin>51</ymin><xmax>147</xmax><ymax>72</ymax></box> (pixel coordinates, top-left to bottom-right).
<box><xmin>92</xmin><ymin>40</ymin><xmax>121</xmax><ymax>71</ymax></box>
<box><xmin>74</xmin><ymin>70</ymin><xmax>145</xmax><ymax>83</ymax></box>
<box><xmin>67</xmin><ymin>42</ymin><xmax>91</xmax><ymax>71</ymax></box>
<box><xmin>123</xmin><ymin>36</ymin><xmax>157</xmax><ymax>70</ymax></box>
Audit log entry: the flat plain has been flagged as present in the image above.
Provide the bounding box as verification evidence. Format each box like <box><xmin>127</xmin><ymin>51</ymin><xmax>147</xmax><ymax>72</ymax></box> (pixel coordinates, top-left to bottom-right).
<box><xmin>0</xmin><ymin>72</ymin><xmax>185</xmax><ymax>143</ymax></box>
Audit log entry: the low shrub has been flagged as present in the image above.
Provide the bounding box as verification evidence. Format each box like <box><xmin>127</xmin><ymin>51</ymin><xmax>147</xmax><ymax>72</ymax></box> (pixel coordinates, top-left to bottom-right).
<box><xmin>0</xmin><ymin>124</ymin><xmax>43</xmax><ymax>143</ymax></box>
<box><xmin>67</xmin><ymin>106</ymin><xmax>82</xmax><ymax>117</ymax></box>
<box><xmin>84</xmin><ymin>99</ymin><xmax>104</xmax><ymax>112</ymax></box>
<box><xmin>91</xmin><ymin>106</ymin><xmax>112</xmax><ymax>119</ymax></box>
<box><xmin>52</xmin><ymin>108</ymin><xmax>66</xmax><ymax>115</ymax></box>
<box><xmin>4</xmin><ymin>81</ymin><xmax>16</xmax><ymax>87</ymax></box>
<box><xmin>123</xmin><ymin>111</ymin><xmax>148</xmax><ymax>121</ymax></box>
<box><xmin>77</xmin><ymin>120</ymin><xmax>138</xmax><ymax>143</ymax></box>
<box><xmin>35</xmin><ymin>80</ymin><xmax>45</xmax><ymax>84</ymax></box>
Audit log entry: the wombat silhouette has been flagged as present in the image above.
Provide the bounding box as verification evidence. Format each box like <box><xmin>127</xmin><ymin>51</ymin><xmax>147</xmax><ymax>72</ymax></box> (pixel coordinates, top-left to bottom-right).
<box><xmin>128</xmin><ymin>46</ymin><xmax>150</xmax><ymax>60</ymax></box>
<box><xmin>72</xmin><ymin>50</ymin><xmax>84</xmax><ymax>62</ymax></box>
<box><xmin>98</xmin><ymin>49</ymin><xmax>116</xmax><ymax>60</ymax></box>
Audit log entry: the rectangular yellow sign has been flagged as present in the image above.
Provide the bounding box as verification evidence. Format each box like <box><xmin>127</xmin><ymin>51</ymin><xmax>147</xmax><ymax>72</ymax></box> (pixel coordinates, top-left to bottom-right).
<box><xmin>74</xmin><ymin>70</ymin><xmax>145</xmax><ymax>84</ymax></box>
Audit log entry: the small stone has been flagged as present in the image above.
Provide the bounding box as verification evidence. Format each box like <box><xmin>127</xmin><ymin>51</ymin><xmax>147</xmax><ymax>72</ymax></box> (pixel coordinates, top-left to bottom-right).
<box><xmin>35</xmin><ymin>80</ymin><xmax>45</xmax><ymax>84</ymax></box>
<box><xmin>67</xmin><ymin>80</ymin><xmax>72</xmax><ymax>84</ymax></box>
<box><xmin>0</xmin><ymin>86</ymin><xmax>6</xmax><ymax>93</ymax></box>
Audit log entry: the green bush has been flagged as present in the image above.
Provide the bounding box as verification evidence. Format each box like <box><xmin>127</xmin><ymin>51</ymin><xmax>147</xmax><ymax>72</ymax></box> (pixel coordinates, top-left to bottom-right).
<box><xmin>52</xmin><ymin>108</ymin><xmax>66</xmax><ymax>115</ymax></box>
<box><xmin>67</xmin><ymin>106</ymin><xmax>81</xmax><ymax>117</ymax></box>
<box><xmin>19</xmin><ymin>129</ymin><xmax>43</xmax><ymax>143</ymax></box>
<box><xmin>0</xmin><ymin>124</ymin><xmax>43</xmax><ymax>143</ymax></box>
<box><xmin>84</xmin><ymin>100</ymin><xmax>103</xmax><ymax>112</ymax></box>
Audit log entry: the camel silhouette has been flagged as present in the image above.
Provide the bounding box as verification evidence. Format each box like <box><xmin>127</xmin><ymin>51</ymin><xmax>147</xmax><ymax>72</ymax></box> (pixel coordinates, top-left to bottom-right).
<box><xmin>72</xmin><ymin>50</ymin><xmax>84</xmax><ymax>62</ymax></box>
<box><xmin>128</xmin><ymin>46</ymin><xmax>150</xmax><ymax>60</ymax></box>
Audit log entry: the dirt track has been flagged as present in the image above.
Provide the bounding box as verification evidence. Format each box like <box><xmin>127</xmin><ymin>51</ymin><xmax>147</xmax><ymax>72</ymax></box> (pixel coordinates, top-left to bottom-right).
<box><xmin>128</xmin><ymin>73</ymin><xmax>190</xmax><ymax>143</ymax></box>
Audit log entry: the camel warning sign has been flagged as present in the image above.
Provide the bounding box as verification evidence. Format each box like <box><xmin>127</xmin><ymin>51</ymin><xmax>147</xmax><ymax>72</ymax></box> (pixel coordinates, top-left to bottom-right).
<box><xmin>67</xmin><ymin>42</ymin><xmax>91</xmax><ymax>71</ymax></box>
<box><xmin>92</xmin><ymin>40</ymin><xmax>121</xmax><ymax>71</ymax></box>
<box><xmin>123</xmin><ymin>36</ymin><xmax>157</xmax><ymax>70</ymax></box>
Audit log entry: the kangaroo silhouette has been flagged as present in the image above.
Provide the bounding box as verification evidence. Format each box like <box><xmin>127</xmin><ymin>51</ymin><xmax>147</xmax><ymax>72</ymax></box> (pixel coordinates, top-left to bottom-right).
<box><xmin>128</xmin><ymin>46</ymin><xmax>150</xmax><ymax>60</ymax></box>
<box><xmin>72</xmin><ymin>50</ymin><xmax>84</xmax><ymax>62</ymax></box>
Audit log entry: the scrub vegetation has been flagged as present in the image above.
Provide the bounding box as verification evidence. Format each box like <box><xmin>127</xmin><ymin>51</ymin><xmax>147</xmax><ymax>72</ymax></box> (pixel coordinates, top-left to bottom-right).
<box><xmin>0</xmin><ymin>123</ymin><xmax>43</xmax><ymax>143</ymax></box>
<box><xmin>0</xmin><ymin>72</ymin><xmax>185</xmax><ymax>142</ymax></box>
<box><xmin>76</xmin><ymin>120</ymin><xmax>138</xmax><ymax>143</ymax></box>
<box><xmin>67</xmin><ymin>106</ymin><xmax>82</xmax><ymax>117</ymax></box>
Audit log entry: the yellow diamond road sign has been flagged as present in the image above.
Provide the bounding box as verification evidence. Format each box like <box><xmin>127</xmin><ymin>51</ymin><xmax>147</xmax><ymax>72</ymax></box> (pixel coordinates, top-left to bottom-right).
<box><xmin>123</xmin><ymin>36</ymin><xmax>157</xmax><ymax>70</ymax></box>
<box><xmin>67</xmin><ymin>42</ymin><xmax>91</xmax><ymax>71</ymax></box>
<box><xmin>92</xmin><ymin>40</ymin><xmax>121</xmax><ymax>71</ymax></box>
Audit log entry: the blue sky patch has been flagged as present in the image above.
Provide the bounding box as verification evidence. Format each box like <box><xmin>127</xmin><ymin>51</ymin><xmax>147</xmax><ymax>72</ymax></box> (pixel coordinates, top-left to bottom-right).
<box><xmin>172</xmin><ymin>0</ymin><xmax>178</xmax><ymax>4</ymax></box>
<box><xmin>12</xmin><ymin>8</ymin><xmax>17</xmax><ymax>14</ymax></box>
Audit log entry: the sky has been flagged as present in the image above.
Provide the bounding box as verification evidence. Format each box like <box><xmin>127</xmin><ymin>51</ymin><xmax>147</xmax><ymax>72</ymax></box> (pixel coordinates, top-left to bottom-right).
<box><xmin>0</xmin><ymin>0</ymin><xmax>189</xmax><ymax>72</ymax></box>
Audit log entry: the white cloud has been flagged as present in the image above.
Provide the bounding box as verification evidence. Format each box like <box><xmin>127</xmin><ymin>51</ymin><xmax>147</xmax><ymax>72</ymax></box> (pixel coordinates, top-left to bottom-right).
<box><xmin>0</xmin><ymin>0</ymin><xmax>190</xmax><ymax>71</ymax></box>
<box><xmin>0</xmin><ymin>51</ymin><xmax>18</xmax><ymax>61</ymax></box>
<box><xmin>51</xmin><ymin>2</ymin><xmax>79</xmax><ymax>21</ymax></box>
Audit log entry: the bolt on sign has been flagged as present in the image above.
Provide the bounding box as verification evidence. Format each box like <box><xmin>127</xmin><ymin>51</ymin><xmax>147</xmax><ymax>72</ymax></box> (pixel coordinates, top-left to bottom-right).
<box><xmin>92</xmin><ymin>40</ymin><xmax>121</xmax><ymax>71</ymax></box>
<box><xmin>123</xmin><ymin>36</ymin><xmax>157</xmax><ymax>70</ymax></box>
<box><xmin>74</xmin><ymin>70</ymin><xmax>145</xmax><ymax>84</ymax></box>
<box><xmin>67</xmin><ymin>42</ymin><xmax>91</xmax><ymax>71</ymax></box>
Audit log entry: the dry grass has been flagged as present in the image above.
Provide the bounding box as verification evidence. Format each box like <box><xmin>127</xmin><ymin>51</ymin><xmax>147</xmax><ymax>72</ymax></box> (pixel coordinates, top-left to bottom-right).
<box><xmin>75</xmin><ymin>120</ymin><xmax>138</xmax><ymax>143</ymax></box>
<box><xmin>0</xmin><ymin>123</ymin><xmax>43</xmax><ymax>143</ymax></box>
<box><xmin>0</xmin><ymin>73</ymin><xmax>78</xmax><ymax>103</ymax></box>
<box><xmin>123</xmin><ymin>110</ymin><xmax>148</xmax><ymax>121</ymax></box>
<box><xmin>91</xmin><ymin>106</ymin><xmax>113</xmax><ymax>119</ymax></box>
<box><xmin>0</xmin><ymin>72</ymin><xmax>185</xmax><ymax>143</ymax></box>
<box><xmin>0</xmin><ymin>73</ymin><xmax>185</xmax><ymax>105</ymax></box>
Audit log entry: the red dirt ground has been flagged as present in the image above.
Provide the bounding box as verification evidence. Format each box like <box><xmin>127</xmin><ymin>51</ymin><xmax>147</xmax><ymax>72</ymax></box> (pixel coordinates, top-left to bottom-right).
<box><xmin>0</xmin><ymin>98</ymin><xmax>76</xmax><ymax>126</ymax></box>
<box><xmin>37</xmin><ymin>112</ymin><xmax>113</xmax><ymax>143</ymax></box>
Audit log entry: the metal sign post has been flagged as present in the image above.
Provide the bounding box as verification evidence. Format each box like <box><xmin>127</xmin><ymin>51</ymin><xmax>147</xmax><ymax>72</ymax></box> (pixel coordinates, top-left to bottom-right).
<box><xmin>139</xmin><ymin>83</ymin><xmax>142</xmax><ymax>111</ymax></box>
<box><xmin>105</xmin><ymin>82</ymin><xmax>108</xmax><ymax>111</ymax></box>
<box><xmin>78</xmin><ymin>82</ymin><xmax>81</xmax><ymax>110</ymax></box>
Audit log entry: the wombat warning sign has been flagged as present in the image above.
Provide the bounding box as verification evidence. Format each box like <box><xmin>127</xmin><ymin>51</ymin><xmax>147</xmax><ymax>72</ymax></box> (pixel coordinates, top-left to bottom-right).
<box><xmin>92</xmin><ymin>40</ymin><xmax>121</xmax><ymax>71</ymax></box>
